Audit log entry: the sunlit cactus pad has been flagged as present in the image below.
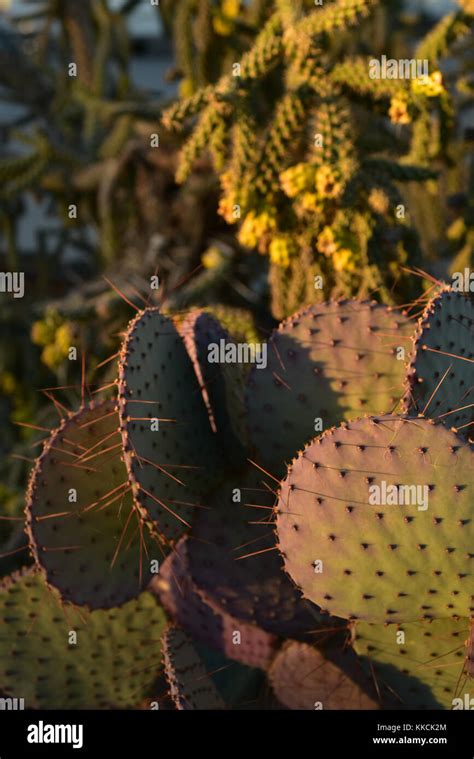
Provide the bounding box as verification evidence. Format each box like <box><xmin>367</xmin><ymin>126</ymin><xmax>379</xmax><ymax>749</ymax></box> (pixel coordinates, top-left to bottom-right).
<box><xmin>353</xmin><ymin>617</ymin><xmax>473</xmax><ymax>710</ymax></box>
<box><xmin>276</xmin><ymin>415</ymin><xmax>473</xmax><ymax>623</ymax></box>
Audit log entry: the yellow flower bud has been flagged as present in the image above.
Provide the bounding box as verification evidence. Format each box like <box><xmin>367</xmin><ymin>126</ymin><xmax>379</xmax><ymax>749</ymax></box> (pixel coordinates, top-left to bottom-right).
<box><xmin>333</xmin><ymin>248</ymin><xmax>355</xmax><ymax>272</ymax></box>
<box><xmin>389</xmin><ymin>95</ymin><xmax>411</xmax><ymax>125</ymax></box>
<box><xmin>316</xmin><ymin>226</ymin><xmax>337</xmax><ymax>257</ymax></box>
<box><xmin>411</xmin><ymin>71</ymin><xmax>444</xmax><ymax>98</ymax></box>
<box><xmin>280</xmin><ymin>163</ymin><xmax>315</xmax><ymax>198</ymax></box>
<box><xmin>202</xmin><ymin>247</ymin><xmax>224</xmax><ymax>269</ymax></box>
<box><xmin>315</xmin><ymin>165</ymin><xmax>342</xmax><ymax>199</ymax></box>
<box><xmin>269</xmin><ymin>235</ymin><xmax>295</xmax><ymax>268</ymax></box>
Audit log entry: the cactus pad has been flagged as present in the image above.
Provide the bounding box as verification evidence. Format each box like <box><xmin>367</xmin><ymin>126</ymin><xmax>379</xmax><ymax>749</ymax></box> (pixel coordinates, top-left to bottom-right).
<box><xmin>246</xmin><ymin>300</ymin><xmax>411</xmax><ymax>476</ymax></box>
<box><xmin>118</xmin><ymin>308</ymin><xmax>221</xmax><ymax>545</ymax></box>
<box><xmin>0</xmin><ymin>568</ymin><xmax>166</xmax><ymax>709</ymax></box>
<box><xmin>187</xmin><ymin>479</ymin><xmax>341</xmax><ymax>639</ymax></box>
<box><xmin>179</xmin><ymin>310</ymin><xmax>246</xmax><ymax>461</ymax></box>
<box><xmin>162</xmin><ymin>626</ymin><xmax>226</xmax><ymax>710</ymax></box>
<box><xmin>353</xmin><ymin>617</ymin><xmax>473</xmax><ymax>709</ymax></box>
<box><xmin>26</xmin><ymin>400</ymin><xmax>156</xmax><ymax>608</ymax></box>
<box><xmin>268</xmin><ymin>641</ymin><xmax>379</xmax><ymax>710</ymax></box>
<box><xmin>152</xmin><ymin>537</ymin><xmax>278</xmax><ymax>670</ymax></box>
<box><xmin>276</xmin><ymin>415</ymin><xmax>473</xmax><ymax>623</ymax></box>
<box><xmin>403</xmin><ymin>289</ymin><xmax>474</xmax><ymax>437</ymax></box>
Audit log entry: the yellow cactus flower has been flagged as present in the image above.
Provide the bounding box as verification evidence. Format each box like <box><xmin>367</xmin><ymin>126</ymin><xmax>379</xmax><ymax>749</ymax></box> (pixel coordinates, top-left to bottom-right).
<box><xmin>280</xmin><ymin>163</ymin><xmax>315</xmax><ymax>198</ymax></box>
<box><xmin>269</xmin><ymin>235</ymin><xmax>295</xmax><ymax>268</ymax></box>
<box><xmin>55</xmin><ymin>323</ymin><xmax>73</xmax><ymax>355</ymax></box>
<box><xmin>299</xmin><ymin>192</ymin><xmax>322</xmax><ymax>213</ymax></box>
<box><xmin>0</xmin><ymin>372</ymin><xmax>16</xmax><ymax>395</ymax></box>
<box><xmin>218</xmin><ymin>192</ymin><xmax>239</xmax><ymax>224</ymax></box>
<box><xmin>202</xmin><ymin>247</ymin><xmax>224</xmax><ymax>269</ymax></box>
<box><xmin>223</xmin><ymin>0</ymin><xmax>240</xmax><ymax>18</ymax></box>
<box><xmin>411</xmin><ymin>71</ymin><xmax>444</xmax><ymax>98</ymax></box>
<box><xmin>238</xmin><ymin>211</ymin><xmax>277</xmax><ymax>249</ymax></box>
<box><xmin>333</xmin><ymin>248</ymin><xmax>355</xmax><ymax>272</ymax></box>
<box><xmin>179</xmin><ymin>78</ymin><xmax>195</xmax><ymax>100</ymax></box>
<box><xmin>213</xmin><ymin>0</ymin><xmax>240</xmax><ymax>35</ymax></box>
<box><xmin>389</xmin><ymin>95</ymin><xmax>411</xmax><ymax>125</ymax></box>
<box><xmin>316</xmin><ymin>226</ymin><xmax>338</xmax><ymax>257</ymax></box>
<box><xmin>368</xmin><ymin>187</ymin><xmax>390</xmax><ymax>215</ymax></box>
<box><xmin>31</xmin><ymin>320</ymin><xmax>54</xmax><ymax>347</ymax></box>
<box><xmin>315</xmin><ymin>165</ymin><xmax>342</xmax><ymax>199</ymax></box>
<box><xmin>41</xmin><ymin>343</ymin><xmax>64</xmax><ymax>371</ymax></box>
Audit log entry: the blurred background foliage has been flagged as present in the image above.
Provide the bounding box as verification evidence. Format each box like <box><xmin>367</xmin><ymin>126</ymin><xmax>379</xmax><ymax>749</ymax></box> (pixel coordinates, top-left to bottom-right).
<box><xmin>0</xmin><ymin>0</ymin><xmax>473</xmax><ymax>567</ymax></box>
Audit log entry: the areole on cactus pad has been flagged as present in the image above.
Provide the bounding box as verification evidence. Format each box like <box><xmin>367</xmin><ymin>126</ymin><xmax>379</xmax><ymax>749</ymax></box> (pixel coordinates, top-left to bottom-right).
<box><xmin>276</xmin><ymin>415</ymin><xmax>473</xmax><ymax>624</ymax></box>
<box><xmin>26</xmin><ymin>400</ymin><xmax>157</xmax><ymax>609</ymax></box>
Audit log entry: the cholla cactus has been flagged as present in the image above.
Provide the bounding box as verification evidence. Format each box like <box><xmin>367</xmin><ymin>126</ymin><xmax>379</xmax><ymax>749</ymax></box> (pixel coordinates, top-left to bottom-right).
<box><xmin>163</xmin><ymin>0</ymin><xmax>474</xmax><ymax>317</ymax></box>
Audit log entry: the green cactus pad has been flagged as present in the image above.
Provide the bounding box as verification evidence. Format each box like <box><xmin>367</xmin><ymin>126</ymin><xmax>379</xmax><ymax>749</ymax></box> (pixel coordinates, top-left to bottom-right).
<box><xmin>0</xmin><ymin>568</ymin><xmax>166</xmax><ymax>709</ymax></box>
<box><xmin>152</xmin><ymin>537</ymin><xmax>278</xmax><ymax>670</ymax></box>
<box><xmin>403</xmin><ymin>289</ymin><xmax>474</xmax><ymax>437</ymax></box>
<box><xmin>179</xmin><ymin>310</ymin><xmax>247</xmax><ymax>462</ymax></box>
<box><xmin>276</xmin><ymin>415</ymin><xmax>473</xmax><ymax>624</ymax></box>
<box><xmin>187</xmin><ymin>478</ymin><xmax>342</xmax><ymax>639</ymax></box>
<box><xmin>353</xmin><ymin>617</ymin><xmax>473</xmax><ymax>709</ymax></box>
<box><xmin>246</xmin><ymin>300</ymin><xmax>411</xmax><ymax>477</ymax></box>
<box><xmin>118</xmin><ymin>308</ymin><xmax>222</xmax><ymax>546</ymax></box>
<box><xmin>268</xmin><ymin>641</ymin><xmax>379</xmax><ymax>710</ymax></box>
<box><xmin>162</xmin><ymin>626</ymin><xmax>226</xmax><ymax>710</ymax></box>
<box><xmin>26</xmin><ymin>400</ymin><xmax>157</xmax><ymax>609</ymax></box>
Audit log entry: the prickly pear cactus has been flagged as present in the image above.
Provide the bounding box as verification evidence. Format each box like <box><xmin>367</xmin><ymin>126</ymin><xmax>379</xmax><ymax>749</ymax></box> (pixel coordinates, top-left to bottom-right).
<box><xmin>152</xmin><ymin>536</ymin><xmax>278</xmax><ymax>670</ymax></box>
<box><xmin>2</xmin><ymin>292</ymin><xmax>472</xmax><ymax>711</ymax></box>
<box><xmin>276</xmin><ymin>415</ymin><xmax>473</xmax><ymax>623</ymax></box>
<box><xmin>403</xmin><ymin>289</ymin><xmax>474</xmax><ymax>437</ymax></box>
<box><xmin>26</xmin><ymin>400</ymin><xmax>157</xmax><ymax>609</ymax></box>
<box><xmin>179</xmin><ymin>310</ymin><xmax>247</xmax><ymax>462</ymax></box>
<box><xmin>162</xmin><ymin>626</ymin><xmax>226</xmax><ymax>710</ymax></box>
<box><xmin>118</xmin><ymin>309</ymin><xmax>222</xmax><ymax>546</ymax></box>
<box><xmin>246</xmin><ymin>300</ymin><xmax>411</xmax><ymax>477</ymax></box>
<box><xmin>187</xmin><ymin>477</ymin><xmax>341</xmax><ymax>639</ymax></box>
<box><xmin>0</xmin><ymin>568</ymin><xmax>167</xmax><ymax>709</ymax></box>
<box><xmin>353</xmin><ymin>617</ymin><xmax>473</xmax><ymax>710</ymax></box>
<box><xmin>268</xmin><ymin>640</ymin><xmax>379</xmax><ymax>710</ymax></box>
